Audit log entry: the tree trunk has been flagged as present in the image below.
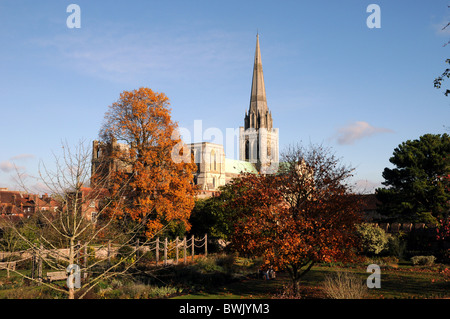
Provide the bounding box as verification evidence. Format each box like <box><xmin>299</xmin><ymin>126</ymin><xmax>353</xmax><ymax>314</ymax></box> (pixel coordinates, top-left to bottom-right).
<box><xmin>68</xmin><ymin>287</ymin><xmax>75</xmax><ymax>300</ymax></box>
<box><xmin>68</xmin><ymin>238</ymin><xmax>75</xmax><ymax>299</ymax></box>
<box><xmin>290</xmin><ymin>265</ymin><xmax>299</xmax><ymax>296</ymax></box>
<box><xmin>292</xmin><ymin>280</ymin><xmax>300</xmax><ymax>296</ymax></box>
<box><xmin>288</xmin><ymin>261</ymin><xmax>315</xmax><ymax>297</ymax></box>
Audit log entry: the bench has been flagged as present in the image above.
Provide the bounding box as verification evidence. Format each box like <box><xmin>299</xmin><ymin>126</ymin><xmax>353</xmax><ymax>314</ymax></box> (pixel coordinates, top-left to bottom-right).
<box><xmin>46</xmin><ymin>271</ymin><xmax>68</xmax><ymax>282</ymax></box>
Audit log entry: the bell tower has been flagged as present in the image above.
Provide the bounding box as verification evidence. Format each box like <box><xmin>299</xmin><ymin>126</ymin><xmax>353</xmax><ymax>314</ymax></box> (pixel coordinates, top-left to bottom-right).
<box><xmin>239</xmin><ymin>34</ymin><xmax>279</xmax><ymax>173</ymax></box>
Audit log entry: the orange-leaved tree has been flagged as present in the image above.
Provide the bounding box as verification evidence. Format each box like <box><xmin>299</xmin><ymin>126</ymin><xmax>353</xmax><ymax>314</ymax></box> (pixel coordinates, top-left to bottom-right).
<box><xmin>229</xmin><ymin>143</ymin><xmax>362</xmax><ymax>296</ymax></box>
<box><xmin>99</xmin><ymin>87</ymin><xmax>197</xmax><ymax>238</ymax></box>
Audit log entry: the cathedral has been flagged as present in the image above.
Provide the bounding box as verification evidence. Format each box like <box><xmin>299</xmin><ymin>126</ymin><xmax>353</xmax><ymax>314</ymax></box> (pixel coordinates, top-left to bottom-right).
<box><xmin>189</xmin><ymin>34</ymin><xmax>279</xmax><ymax>196</ymax></box>
<box><xmin>91</xmin><ymin>35</ymin><xmax>279</xmax><ymax>197</ymax></box>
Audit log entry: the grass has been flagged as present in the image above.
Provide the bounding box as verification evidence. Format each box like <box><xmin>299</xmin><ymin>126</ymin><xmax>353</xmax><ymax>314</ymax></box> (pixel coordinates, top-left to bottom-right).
<box><xmin>170</xmin><ymin>259</ymin><xmax>450</xmax><ymax>299</ymax></box>
<box><xmin>172</xmin><ymin>273</ymin><xmax>285</xmax><ymax>299</ymax></box>
<box><xmin>366</xmin><ymin>265</ymin><xmax>450</xmax><ymax>299</ymax></box>
<box><xmin>0</xmin><ymin>254</ymin><xmax>449</xmax><ymax>299</ymax></box>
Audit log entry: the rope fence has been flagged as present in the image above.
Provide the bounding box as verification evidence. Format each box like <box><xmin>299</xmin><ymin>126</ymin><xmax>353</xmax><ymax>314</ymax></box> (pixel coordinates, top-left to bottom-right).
<box><xmin>0</xmin><ymin>234</ymin><xmax>208</xmax><ymax>281</ymax></box>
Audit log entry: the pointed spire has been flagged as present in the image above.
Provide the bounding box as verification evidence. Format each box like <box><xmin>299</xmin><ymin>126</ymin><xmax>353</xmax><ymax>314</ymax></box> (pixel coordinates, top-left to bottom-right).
<box><xmin>249</xmin><ymin>33</ymin><xmax>267</xmax><ymax>113</ymax></box>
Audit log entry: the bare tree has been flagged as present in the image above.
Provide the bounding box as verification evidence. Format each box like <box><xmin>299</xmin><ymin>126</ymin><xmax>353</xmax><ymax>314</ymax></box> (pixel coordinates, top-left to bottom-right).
<box><xmin>434</xmin><ymin>6</ymin><xmax>450</xmax><ymax>98</ymax></box>
<box><xmin>1</xmin><ymin>140</ymin><xmax>156</xmax><ymax>299</ymax></box>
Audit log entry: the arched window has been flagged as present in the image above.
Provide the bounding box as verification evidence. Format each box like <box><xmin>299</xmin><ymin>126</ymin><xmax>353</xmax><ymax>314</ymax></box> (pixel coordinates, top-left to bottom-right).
<box><xmin>192</xmin><ymin>150</ymin><xmax>200</xmax><ymax>173</ymax></box>
<box><xmin>249</xmin><ymin>139</ymin><xmax>256</xmax><ymax>162</ymax></box>
<box><xmin>245</xmin><ymin>139</ymin><xmax>249</xmax><ymax>161</ymax></box>
<box><xmin>256</xmin><ymin>139</ymin><xmax>260</xmax><ymax>161</ymax></box>
<box><xmin>210</xmin><ymin>150</ymin><xmax>216</xmax><ymax>171</ymax></box>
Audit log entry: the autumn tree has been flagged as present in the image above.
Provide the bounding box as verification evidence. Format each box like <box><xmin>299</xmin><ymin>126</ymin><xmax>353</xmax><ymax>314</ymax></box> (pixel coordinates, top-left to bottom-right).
<box><xmin>228</xmin><ymin>144</ymin><xmax>362</xmax><ymax>296</ymax></box>
<box><xmin>99</xmin><ymin>87</ymin><xmax>197</xmax><ymax>239</ymax></box>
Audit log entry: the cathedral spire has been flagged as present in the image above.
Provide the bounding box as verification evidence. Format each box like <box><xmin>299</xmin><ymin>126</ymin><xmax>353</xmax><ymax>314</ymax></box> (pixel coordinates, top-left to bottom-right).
<box><xmin>240</xmin><ymin>33</ymin><xmax>279</xmax><ymax>170</ymax></box>
<box><xmin>249</xmin><ymin>33</ymin><xmax>267</xmax><ymax>114</ymax></box>
<box><xmin>246</xmin><ymin>34</ymin><xmax>272</xmax><ymax>131</ymax></box>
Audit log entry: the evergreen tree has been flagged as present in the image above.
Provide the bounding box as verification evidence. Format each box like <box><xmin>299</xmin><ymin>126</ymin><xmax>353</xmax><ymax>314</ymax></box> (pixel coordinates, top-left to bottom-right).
<box><xmin>376</xmin><ymin>133</ymin><xmax>450</xmax><ymax>223</ymax></box>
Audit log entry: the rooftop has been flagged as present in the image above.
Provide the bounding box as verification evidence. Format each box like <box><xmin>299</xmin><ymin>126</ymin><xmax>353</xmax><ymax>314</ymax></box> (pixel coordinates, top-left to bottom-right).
<box><xmin>225</xmin><ymin>158</ymin><xmax>258</xmax><ymax>175</ymax></box>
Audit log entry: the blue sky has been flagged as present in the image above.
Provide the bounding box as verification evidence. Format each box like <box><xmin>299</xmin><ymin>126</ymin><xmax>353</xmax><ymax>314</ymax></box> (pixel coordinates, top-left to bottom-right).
<box><xmin>0</xmin><ymin>0</ymin><xmax>449</xmax><ymax>193</ymax></box>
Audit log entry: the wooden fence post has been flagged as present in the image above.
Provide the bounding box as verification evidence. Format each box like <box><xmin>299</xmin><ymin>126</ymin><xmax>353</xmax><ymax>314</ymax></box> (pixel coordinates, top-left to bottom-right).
<box><xmin>164</xmin><ymin>238</ymin><xmax>168</xmax><ymax>266</ymax></box>
<box><xmin>191</xmin><ymin>235</ymin><xmax>195</xmax><ymax>260</ymax></box>
<box><xmin>38</xmin><ymin>243</ymin><xmax>43</xmax><ymax>284</ymax></box>
<box><xmin>107</xmin><ymin>240</ymin><xmax>111</xmax><ymax>266</ymax></box>
<box><xmin>77</xmin><ymin>241</ymin><xmax>81</xmax><ymax>266</ymax></box>
<box><xmin>175</xmin><ymin>237</ymin><xmax>179</xmax><ymax>265</ymax></box>
<box><xmin>183</xmin><ymin>236</ymin><xmax>187</xmax><ymax>265</ymax></box>
<box><xmin>204</xmin><ymin>234</ymin><xmax>208</xmax><ymax>257</ymax></box>
<box><xmin>83</xmin><ymin>243</ymin><xmax>87</xmax><ymax>267</ymax></box>
<box><xmin>136</xmin><ymin>239</ymin><xmax>140</xmax><ymax>259</ymax></box>
<box><xmin>31</xmin><ymin>250</ymin><xmax>36</xmax><ymax>279</ymax></box>
<box><xmin>83</xmin><ymin>243</ymin><xmax>88</xmax><ymax>280</ymax></box>
<box><xmin>155</xmin><ymin>237</ymin><xmax>159</xmax><ymax>265</ymax></box>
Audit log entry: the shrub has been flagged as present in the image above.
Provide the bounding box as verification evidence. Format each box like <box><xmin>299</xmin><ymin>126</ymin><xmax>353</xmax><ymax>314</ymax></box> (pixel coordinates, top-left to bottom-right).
<box><xmin>169</xmin><ymin>260</ymin><xmax>236</xmax><ymax>292</ymax></box>
<box><xmin>365</xmin><ymin>256</ymin><xmax>399</xmax><ymax>268</ymax></box>
<box><xmin>214</xmin><ymin>254</ymin><xmax>235</xmax><ymax>272</ymax></box>
<box><xmin>438</xmin><ymin>249</ymin><xmax>450</xmax><ymax>264</ymax></box>
<box><xmin>194</xmin><ymin>254</ymin><xmax>236</xmax><ymax>274</ymax></box>
<box><xmin>121</xmin><ymin>283</ymin><xmax>178</xmax><ymax>299</ymax></box>
<box><xmin>196</xmin><ymin>256</ymin><xmax>224</xmax><ymax>273</ymax></box>
<box><xmin>322</xmin><ymin>271</ymin><xmax>368</xmax><ymax>299</ymax></box>
<box><xmin>411</xmin><ymin>255</ymin><xmax>436</xmax><ymax>266</ymax></box>
<box><xmin>406</xmin><ymin>228</ymin><xmax>435</xmax><ymax>253</ymax></box>
<box><xmin>356</xmin><ymin>223</ymin><xmax>389</xmax><ymax>255</ymax></box>
<box><xmin>386</xmin><ymin>234</ymin><xmax>407</xmax><ymax>258</ymax></box>
<box><xmin>276</xmin><ymin>284</ymin><xmax>302</xmax><ymax>299</ymax></box>
<box><xmin>117</xmin><ymin>245</ymin><xmax>136</xmax><ymax>260</ymax></box>
<box><xmin>147</xmin><ymin>286</ymin><xmax>179</xmax><ymax>298</ymax></box>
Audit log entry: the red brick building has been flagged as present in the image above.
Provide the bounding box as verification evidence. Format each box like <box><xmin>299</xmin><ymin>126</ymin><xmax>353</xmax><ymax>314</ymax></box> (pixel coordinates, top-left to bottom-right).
<box><xmin>0</xmin><ymin>188</ymin><xmax>59</xmax><ymax>217</ymax></box>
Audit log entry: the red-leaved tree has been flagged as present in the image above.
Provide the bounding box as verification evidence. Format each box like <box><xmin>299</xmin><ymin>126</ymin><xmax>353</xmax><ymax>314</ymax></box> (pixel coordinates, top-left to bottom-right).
<box><xmin>229</xmin><ymin>144</ymin><xmax>362</xmax><ymax>295</ymax></box>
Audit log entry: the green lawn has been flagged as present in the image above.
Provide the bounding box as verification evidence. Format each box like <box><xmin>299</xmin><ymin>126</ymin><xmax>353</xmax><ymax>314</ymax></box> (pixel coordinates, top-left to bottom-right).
<box><xmin>172</xmin><ymin>263</ymin><xmax>450</xmax><ymax>299</ymax></box>
<box><xmin>1</xmin><ymin>257</ymin><xmax>449</xmax><ymax>299</ymax></box>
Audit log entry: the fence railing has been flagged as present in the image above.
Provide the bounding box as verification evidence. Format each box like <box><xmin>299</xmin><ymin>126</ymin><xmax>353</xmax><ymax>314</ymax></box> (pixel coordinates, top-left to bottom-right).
<box><xmin>132</xmin><ymin>234</ymin><xmax>208</xmax><ymax>266</ymax></box>
<box><xmin>0</xmin><ymin>234</ymin><xmax>208</xmax><ymax>280</ymax></box>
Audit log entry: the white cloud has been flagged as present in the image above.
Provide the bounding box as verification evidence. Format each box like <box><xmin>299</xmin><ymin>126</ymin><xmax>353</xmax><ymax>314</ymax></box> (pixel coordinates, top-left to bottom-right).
<box><xmin>431</xmin><ymin>15</ymin><xmax>450</xmax><ymax>37</ymax></box>
<box><xmin>0</xmin><ymin>154</ymin><xmax>34</xmax><ymax>174</ymax></box>
<box><xmin>10</xmin><ymin>154</ymin><xmax>35</xmax><ymax>161</ymax></box>
<box><xmin>0</xmin><ymin>161</ymin><xmax>15</xmax><ymax>173</ymax></box>
<box><xmin>30</xmin><ymin>29</ymin><xmax>249</xmax><ymax>83</ymax></box>
<box><xmin>334</xmin><ymin>121</ymin><xmax>393</xmax><ymax>145</ymax></box>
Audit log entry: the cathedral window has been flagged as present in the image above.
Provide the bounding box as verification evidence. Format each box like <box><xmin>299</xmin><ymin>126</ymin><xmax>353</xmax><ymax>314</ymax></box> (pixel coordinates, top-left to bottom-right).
<box><xmin>210</xmin><ymin>150</ymin><xmax>217</xmax><ymax>171</ymax></box>
<box><xmin>245</xmin><ymin>140</ymin><xmax>249</xmax><ymax>161</ymax></box>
